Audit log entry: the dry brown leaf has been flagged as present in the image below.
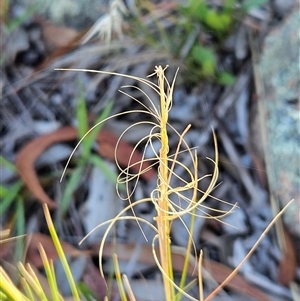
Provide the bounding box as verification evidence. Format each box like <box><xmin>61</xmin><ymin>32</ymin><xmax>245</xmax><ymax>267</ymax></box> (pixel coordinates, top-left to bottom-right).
<box><xmin>278</xmin><ymin>225</ymin><xmax>297</xmax><ymax>285</ymax></box>
<box><xmin>16</xmin><ymin>126</ymin><xmax>77</xmax><ymax>208</ymax></box>
<box><xmin>16</xmin><ymin>126</ymin><xmax>156</xmax><ymax>208</ymax></box>
<box><xmin>34</xmin><ymin>26</ymin><xmax>87</xmax><ymax>71</ymax></box>
<box><xmin>0</xmin><ymin>240</ymin><xmax>14</xmax><ymax>261</ymax></box>
<box><xmin>34</xmin><ymin>15</ymin><xmax>88</xmax><ymax>71</ymax></box>
<box><xmin>96</xmin><ymin>129</ymin><xmax>155</xmax><ymax>181</ymax></box>
<box><xmin>36</xmin><ymin>17</ymin><xmax>79</xmax><ymax>49</ymax></box>
<box><xmin>26</xmin><ymin>233</ymin><xmax>83</xmax><ymax>268</ymax></box>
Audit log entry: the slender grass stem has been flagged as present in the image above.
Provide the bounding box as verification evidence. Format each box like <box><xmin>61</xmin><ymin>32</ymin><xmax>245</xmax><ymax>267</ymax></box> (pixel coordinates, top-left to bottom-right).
<box><xmin>154</xmin><ymin>66</ymin><xmax>175</xmax><ymax>301</ymax></box>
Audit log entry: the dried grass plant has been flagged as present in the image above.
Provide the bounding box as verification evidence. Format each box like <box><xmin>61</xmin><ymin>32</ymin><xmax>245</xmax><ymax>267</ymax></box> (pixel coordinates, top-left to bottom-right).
<box><xmin>0</xmin><ymin>65</ymin><xmax>293</xmax><ymax>301</ymax></box>
<box><xmin>59</xmin><ymin>65</ymin><xmax>293</xmax><ymax>301</ymax></box>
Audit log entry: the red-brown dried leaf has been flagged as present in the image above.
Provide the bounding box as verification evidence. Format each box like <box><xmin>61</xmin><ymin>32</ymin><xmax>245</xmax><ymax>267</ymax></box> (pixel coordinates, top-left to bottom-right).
<box><xmin>26</xmin><ymin>232</ymin><xmax>83</xmax><ymax>268</ymax></box>
<box><xmin>16</xmin><ymin>126</ymin><xmax>155</xmax><ymax>208</ymax></box>
<box><xmin>16</xmin><ymin>126</ymin><xmax>77</xmax><ymax>208</ymax></box>
<box><xmin>36</xmin><ymin>17</ymin><xmax>79</xmax><ymax>49</ymax></box>
<box><xmin>278</xmin><ymin>226</ymin><xmax>297</xmax><ymax>285</ymax></box>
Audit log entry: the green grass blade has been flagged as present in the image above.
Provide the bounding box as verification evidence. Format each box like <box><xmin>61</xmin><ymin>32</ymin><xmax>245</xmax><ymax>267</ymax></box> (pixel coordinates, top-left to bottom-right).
<box><xmin>59</xmin><ymin>166</ymin><xmax>84</xmax><ymax>215</ymax></box>
<box><xmin>82</xmin><ymin>99</ymin><xmax>114</xmax><ymax>160</ymax></box>
<box><xmin>94</xmin><ymin>99</ymin><xmax>114</xmax><ymax>130</ymax></box>
<box><xmin>43</xmin><ymin>205</ymin><xmax>81</xmax><ymax>301</ymax></box>
<box><xmin>77</xmin><ymin>282</ymin><xmax>97</xmax><ymax>301</ymax></box>
<box><xmin>15</xmin><ymin>197</ymin><xmax>25</xmax><ymax>262</ymax></box>
<box><xmin>20</xmin><ymin>277</ymin><xmax>35</xmax><ymax>301</ymax></box>
<box><xmin>176</xmin><ymin>210</ymin><xmax>196</xmax><ymax>301</ymax></box>
<box><xmin>0</xmin><ymin>267</ymin><xmax>30</xmax><ymax>301</ymax></box>
<box><xmin>38</xmin><ymin>244</ymin><xmax>60</xmax><ymax>301</ymax></box>
<box><xmin>0</xmin><ymin>181</ymin><xmax>23</xmax><ymax>214</ymax></box>
<box><xmin>113</xmin><ymin>254</ymin><xmax>127</xmax><ymax>301</ymax></box>
<box><xmin>76</xmin><ymin>86</ymin><xmax>113</xmax><ymax>161</ymax></box>
<box><xmin>75</xmin><ymin>83</ymin><xmax>89</xmax><ymax>158</ymax></box>
<box><xmin>89</xmin><ymin>154</ymin><xmax>118</xmax><ymax>185</ymax></box>
<box><xmin>0</xmin><ymin>155</ymin><xmax>17</xmax><ymax>171</ymax></box>
<box><xmin>0</xmin><ymin>291</ymin><xmax>10</xmax><ymax>300</ymax></box>
<box><xmin>18</xmin><ymin>263</ymin><xmax>48</xmax><ymax>301</ymax></box>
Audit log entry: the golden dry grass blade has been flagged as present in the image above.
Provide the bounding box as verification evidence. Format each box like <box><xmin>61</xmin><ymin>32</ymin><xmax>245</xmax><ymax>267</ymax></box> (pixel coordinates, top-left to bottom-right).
<box><xmin>43</xmin><ymin>204</ymin><xmax>80</xmax><ymax>301</ymax></box>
